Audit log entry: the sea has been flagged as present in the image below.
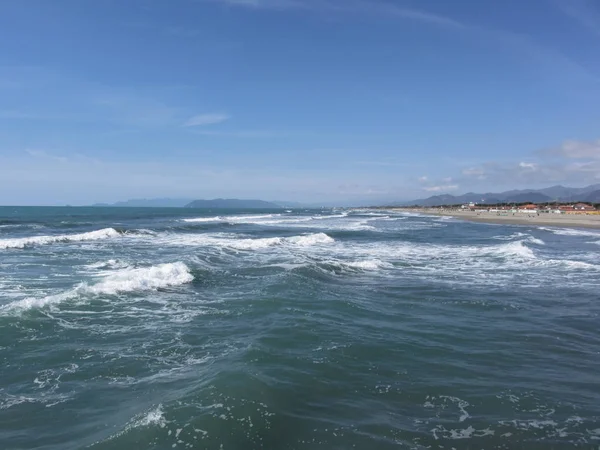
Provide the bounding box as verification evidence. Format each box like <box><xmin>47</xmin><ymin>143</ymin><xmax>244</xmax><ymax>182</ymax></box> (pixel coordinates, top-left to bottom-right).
<box><xmin>1</xmin><ymin>206</ymin><xmax>599</xmax><ymax>450</ymax></box>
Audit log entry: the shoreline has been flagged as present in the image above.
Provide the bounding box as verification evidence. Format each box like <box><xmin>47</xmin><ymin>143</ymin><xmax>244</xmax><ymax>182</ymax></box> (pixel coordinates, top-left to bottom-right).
<box><xmin>390</xmin><ymin>208</ymin><xmax>600</xmax><ymax>230</ymax></box>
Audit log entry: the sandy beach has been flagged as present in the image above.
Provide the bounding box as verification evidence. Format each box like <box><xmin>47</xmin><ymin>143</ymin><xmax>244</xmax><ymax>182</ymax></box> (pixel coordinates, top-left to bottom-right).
<box><xmin>396</xmin><ymin>208</ymin><xmax>600</xmax><ymax>229</ymax></box>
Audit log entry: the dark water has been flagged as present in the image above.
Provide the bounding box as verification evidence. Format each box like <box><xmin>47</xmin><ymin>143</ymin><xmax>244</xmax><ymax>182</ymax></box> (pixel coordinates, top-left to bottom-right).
<box><xmin>1</xmin><ymin>206</ymin><xmax>599</xmax><ymax>449</ymax></box>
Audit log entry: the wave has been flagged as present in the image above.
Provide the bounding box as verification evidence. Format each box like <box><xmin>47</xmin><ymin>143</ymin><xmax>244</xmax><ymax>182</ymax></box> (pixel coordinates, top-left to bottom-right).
<box><xmin>182</xmin><ymin>214</ymin><xmax>281</xmax><ymax>223</ymax></box>
<box><xmin>311</xmin><ymin>212</ymin><xmax>349</xmax><ymax>220</ymax></box>
<box><xmin>497</xmin><ymin>240</ymin><xmax>535</xmax><ymax>259</ymax></box>
<box><xmin>83</xmin><ymin>259</ymin><xmax>131</xmax><ymax>271</ymax></box>
<box><xmin>0</xmin><ymin>228</ymin><xmax>120</xmax><ymax>249</ymax></box>
<box><xmin>224</xmin><ymin>232</ymin><xmax>334</xmax><ymax>250</ymax></box>
<box><xmin>539</xmin><ymin>227</ymin><xmax>600</xmax><ymax>237</ymax></box>
<box><xmin>153</xmin><ymin>232</ymin><xmax>334</xmax><ymax>251</ymax></box>
<box><xmin>325</xmin><ymin>259</ymin><xmax>393</xmax><ymax>271</ymax></box>
<box><xmin>0</xmin><ymin>262</ymin><xmax>194</xmax><ymax>313</ymax></box>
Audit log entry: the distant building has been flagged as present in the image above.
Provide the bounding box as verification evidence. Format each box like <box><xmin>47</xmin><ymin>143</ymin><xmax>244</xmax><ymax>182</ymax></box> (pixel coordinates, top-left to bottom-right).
<box><xmin>517</xmin><ymin>204</ymin><xmax>538</xmax><ymax>213</ymax></box>
<box><xmin>574</xmin><ymin>203</ymin><xmax>595</xmax><ymax>211</ymax></box>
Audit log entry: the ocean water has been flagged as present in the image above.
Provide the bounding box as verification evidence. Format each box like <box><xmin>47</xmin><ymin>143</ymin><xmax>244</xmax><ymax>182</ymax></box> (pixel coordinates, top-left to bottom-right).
<box><xmin>1</xmin><ymin>206</ymin><xmax>600</xmax><ymax>450</ymax></box>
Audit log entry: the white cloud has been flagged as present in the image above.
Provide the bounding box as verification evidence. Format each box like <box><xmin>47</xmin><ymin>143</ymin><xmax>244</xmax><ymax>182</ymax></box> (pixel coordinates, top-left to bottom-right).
<box><xmin>209</xmin><ymin>0</ymin><xmax>463</xmax><ymax>27</ymax></box>
<box><xmin>209</xmin><ymin>0</ymin><xmax>598</xmax><ymax>86</ymax></box>
<box><xmin>518</xmin><ymin>162</ymin><xmax>537</xmax><ymax>170</ymax></box>
<box><xmin>555</xmin><ymin>0</ymin><xmax>600</xmax><ymax>37</ymax></box>
<box><xmin>418</xmin><ymin>176</ymin><xmax>428</xmax><ymax>183</ymax></box>
<box><xmin>25</xmin><ymin>149</ymin><xmax>69</xmax><ymax>163</ymax></box>
<box><xmin>183</xmin><ymin>113</ymin><xmax>230</xmax><ymax>127</ymax></box>
<box><xmin>556</xmin><ymin>139</ymin><xmax>600</xmax><ymax>159</ymax></box>
<box><xmin>424</xmin><ymin>184</ymin><xmax>459</xmax><ymax>192</ymax></box>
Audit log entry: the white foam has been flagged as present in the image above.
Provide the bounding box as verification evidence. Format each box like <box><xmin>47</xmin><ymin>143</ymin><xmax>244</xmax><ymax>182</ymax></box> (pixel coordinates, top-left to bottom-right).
<box><xmin>182</xmin><ymin>217</ymin><xmax>221</xmax><ymax>223</ymax></box>
<box><xmin>81</xmin><ymin>262</ymin><xmax>193</xmax><ymax>295</ymax></box>
<box><xmin>225</xmin><ymin>232</ymin><xmax>334</xmax><ymax>250</ymax></box>
<box><xmin>183</xmin><ymin>214</ymin><xmax>281</xmax><ymax>223</ymax></box>
<box><xmin>554</xmin><ymin>260</ymin><xmax>600</xmax><ymax>270</ymax></box>
<box><xmin>0</xmin><ymin>228</ymin><xmax>120</xmax><ymax>249</ymax></box>
<box><xmin>525</xmin><ymin>236</ymin><xmax>545</xmax><ymax>245</ymax></box>
<box><xmin>489</xmin><ymin>241</ymin><xmax>535</xmax><ymax>259</ymax></box>
<box><xmin>311</xmin><ymin>212</ymin><xmax>349</xmax><ymax>220</ymax></box>
<box><xmin>493</xmin><ymin>233</ymin><xmax>544</xmax><ymax>245</ymax></box>
<box><xmin>0</xmin><ymin>262</ymin><xmax>193</xmax><ymax>313</ymax></box>
<box><xmin>155</xmin><ymin>232</ymin><xmax>334</xmax><ymax>251</ymax></box>
<box><xmin>539</xmin><ymin>227</ymin><xmax>600</xmax><ymax>237</ymax></box>
<box><xmin>84</xmin><ymin>259</ymin><xmax>130</xmax><ymax>270</ymax></box>
<box><xmin>285</xmin><ymin>233</ymin><xmax>335</xmax><ymax>246</ymax></box>
<box><xmin>132</xmin><ymin>404</ymin><xmax>167</xmax><ymax>428</ymax></box>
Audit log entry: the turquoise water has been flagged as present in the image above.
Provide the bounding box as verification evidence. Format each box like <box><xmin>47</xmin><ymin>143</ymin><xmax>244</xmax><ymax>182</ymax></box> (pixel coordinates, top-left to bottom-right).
<box><xmin>1</xmin><ymin>206</ymin><xmax>599</xmax><ymax>449</ymax></box>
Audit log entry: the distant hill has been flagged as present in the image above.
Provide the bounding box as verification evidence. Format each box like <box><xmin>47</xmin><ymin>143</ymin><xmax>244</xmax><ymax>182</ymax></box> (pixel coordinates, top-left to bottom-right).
<box><xmin>583</xmin><ymin>189</ymin><xmax>600</xmax><ymax>203</ymax></box>
<box><xmin>503</xmin><ymin>192</ymin><xmax>552</xmax><ymax>203</ymax></box>
<box><xmin>399</xmin><ymin>184</ymin><xmax>600</xmax><ymax>206</ymax></box>
<box><xmin>185</xmin><ymin>199</ymin><xmax>282</xmax><ymax>209</ymax></box>
<box><xmin>93</xmin><ymin>198</ymin><xmax>193</xmax><ymax>207</ymax></box>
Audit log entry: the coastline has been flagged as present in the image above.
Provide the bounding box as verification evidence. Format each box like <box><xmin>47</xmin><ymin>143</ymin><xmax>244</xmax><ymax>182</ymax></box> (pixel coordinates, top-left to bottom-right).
<box><xmin>393</xmin><ymin>208</ymin><xmax>600</xmax><ymax>230</ymax></box>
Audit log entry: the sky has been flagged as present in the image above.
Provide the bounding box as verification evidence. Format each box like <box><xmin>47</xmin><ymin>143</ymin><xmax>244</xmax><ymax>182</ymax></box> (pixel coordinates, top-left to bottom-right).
<box><xmin>1</xmin><ymin>0</ymin><xmax>600</xmax><ymax>205</ymax></box>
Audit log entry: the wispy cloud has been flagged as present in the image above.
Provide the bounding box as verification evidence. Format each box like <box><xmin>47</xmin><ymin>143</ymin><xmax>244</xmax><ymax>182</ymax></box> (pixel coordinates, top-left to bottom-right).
<box><xmin>421</xmin><ymin>137</ymin><xmax>600</xmax><ymax>194</ymax></box>
<box><xmin>555</xmin><ymin>0</ymin><xmax>600</xmax><ymax>37</ymax></box>
<box><xmin>208</xmin><ymin>0</ymin><xmax>597</xmax><ymax>86</ymax></box>
<box><xmin>550</xmin><ymin>139</ymin><xmax>600</xmax><ymax>159</ymax></box>
<box><xmin>0</xmin><ymin>110</ymin><xmax>44</xmax><ymax>120</ymax></box>
<box><xmin>458</xmin><ymin>139</ymin><xmax>600</xmax><ymax>187</ymax></box>
<box><xmin>207</xmin><ymin>0</ymin><xmax>463</xmax><ymax>28</ymax></box>
<box><xmin>93</xmin><ymin>93</ymin><xmax>181</xmax><ymax>127</ymax></box>
<box><xmin>183</xmin><ymin>113</ymin><xmax>230</xmax><ymax>127</ymax></box>
<box><xmin>25</xmin><ymin>149</ymin><xmax>69</xmax><ymax>163</ymax></box>
<box><xmin>423</xmin><ymin>184</ymin><xmax>459</xmax><ymax>192</ymax></box>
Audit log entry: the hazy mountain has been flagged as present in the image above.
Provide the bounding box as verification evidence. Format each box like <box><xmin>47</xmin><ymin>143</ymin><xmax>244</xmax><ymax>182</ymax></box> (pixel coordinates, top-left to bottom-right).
<box><xmin>185</xmin><ymin>199</ymin><xmax>282</xmax><ymax>209</ymax></box>
<box><xmin>537</xmin><ymin>184</ymin><xmax>600</xmax><ymax>200</ymax></box>
<box><xmin>503</xmin><ymin>192</ymin><xmax>552</xmax><ymax>203</ymax></box>
<box><xmin>399</xmin><ymin>184</ymin><xmax>600</xmax><ymax>206</ymax></box>
<box><xmin>270</xmin><ymin>200</ymin><xmax>309</xmax><ymax>208</ymax></box>
<box><xmin>583</xmin><ymin>190</ymin><xmax>600</xmax><ymax>203</ymax></box>
<box><xmin>92</xmin><ymin>198</ymin><xmax>194</xmax><ymax>207</ymax></box>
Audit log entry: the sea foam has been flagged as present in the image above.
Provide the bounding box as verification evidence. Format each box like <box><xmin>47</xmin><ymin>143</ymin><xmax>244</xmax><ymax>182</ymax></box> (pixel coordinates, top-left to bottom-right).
<box><xmin>0</xmin><ymin>262</ymin><xmax>193</xmax><ymax>313</ymax></box>
<box><xmin>0</xmin><ymin>228</ymin><xmax>120</xmax><ymax>249</ymax></box>
<box><xmin>155</xmin><ymin>232</ymin><xmax>334</xmax><ymax>250</ymax></box>
<box><xmin>183</xmin><ymin>214</ymin><xmax>281</xmax><ymax>223</ymax></box>
<box><xmin>539</xmin><ymin>227</ymin><xmax>600</xmax><ymax>237</ymax></box>
<box><xmin>223</xmin><ymin>232</ymin><xmax>334</xmax><ymax>250</ymax></box>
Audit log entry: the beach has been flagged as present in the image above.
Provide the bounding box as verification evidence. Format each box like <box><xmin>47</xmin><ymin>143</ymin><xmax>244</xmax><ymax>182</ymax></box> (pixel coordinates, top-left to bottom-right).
<box><xmin>398</xmin><ymin>208</ymin><xmax>600</xmax><ymax>229</ymax></box>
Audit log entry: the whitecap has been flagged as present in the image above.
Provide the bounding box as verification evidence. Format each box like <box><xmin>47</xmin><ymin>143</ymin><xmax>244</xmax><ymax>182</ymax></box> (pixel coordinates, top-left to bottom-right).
<box><xmin>483</xmin><ymin>241</ymin><xmax>536</xmax><ymax>259</ymax></box>
<box><xmin>131</xmin><ymin>404</ymin><xmax>167</xmax><ymax>429</ymax></box>
<box><xmin>0</xmin><ymin>228</ymin><xmax>120</xmax><ymax>249</ymax></box>
<box><xmin>539</xmin><ymin>227</ymin><xmax>600</xmax><ymax>237</ymax></box>
<box><xmin>0</xmin><ymin>262</ymin><xmax>194</xmax><ymax>313</ymax></box>
<box><xmin>154</xmin><ymin>232</ymin><xmax>334</xmax><ymax>251</ymax></box>
<box><xmin>84</xmin><ymin>259</ymin><xmax>131</xmax><ymax>270</ymax></box>
<box><xmin>183</xmin><ymin>214</ymin><xmax>281</xmax><ymax>223</ymax></box>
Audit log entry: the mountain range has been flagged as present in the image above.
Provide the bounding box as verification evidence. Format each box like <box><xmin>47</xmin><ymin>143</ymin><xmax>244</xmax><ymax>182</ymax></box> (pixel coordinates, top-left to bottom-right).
<box><xmin>400</xmin><ymin>184</ymin><xmax>600</xmax><ymax>207</ymax></box>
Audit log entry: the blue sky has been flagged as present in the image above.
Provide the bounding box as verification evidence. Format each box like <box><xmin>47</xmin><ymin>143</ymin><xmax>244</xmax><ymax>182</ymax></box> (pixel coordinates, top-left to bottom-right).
<box><xmin>1</xmin><ymin>0</ymin><xmax>600</xmax><ymax>205</ymax></box>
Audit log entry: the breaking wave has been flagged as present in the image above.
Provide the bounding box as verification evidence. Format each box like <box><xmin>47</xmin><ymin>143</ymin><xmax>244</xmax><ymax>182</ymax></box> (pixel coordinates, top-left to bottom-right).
<box><xmin>217</xmin><ymin>232</ymin><xmax>334</xmax><ymax>250</ymax></box>
<box><xmin>183</xmin><ymin>214</ymin><xmax>281</xmax><ymax>223</ymax></box>
<box><xmin>0</xmin><ymin>228</ymin><xmax>120</xmax><ymax>249</ymax></box>
<box><xmin>539</xmin><ymin>227</ymin><xmax>600</xmax><ymax>237</ymax></box>
<box><xmin>154</xmin><ymin>232</ymin><xmax>334</xmax><ymax>250</ymax></box>
<box><xmin>0</xmin><ymin>262</ymin><xmax>193</xmax><ymax>313</ymax></box>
